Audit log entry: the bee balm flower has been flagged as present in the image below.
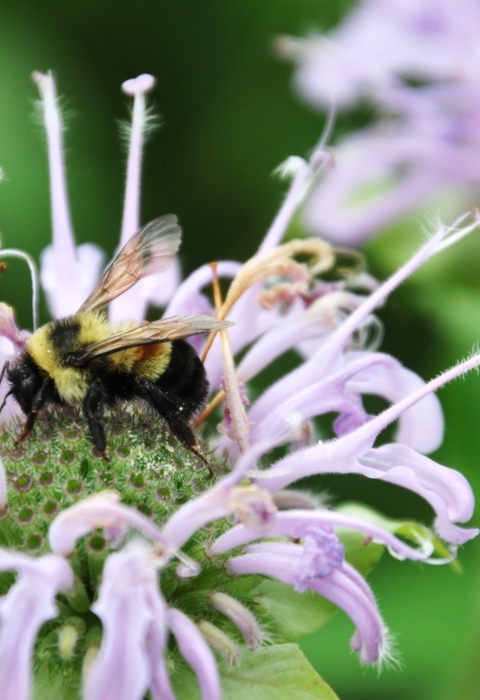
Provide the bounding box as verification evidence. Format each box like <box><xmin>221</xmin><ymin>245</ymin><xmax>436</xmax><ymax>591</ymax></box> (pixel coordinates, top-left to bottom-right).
<box><xmin>0</xmin><ymin>70</ymin><xmax>477</xmax><ymax>700</ymax></box>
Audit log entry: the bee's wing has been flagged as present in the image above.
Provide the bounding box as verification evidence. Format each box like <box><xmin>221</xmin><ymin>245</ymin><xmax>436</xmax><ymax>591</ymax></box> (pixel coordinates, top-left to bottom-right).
<box><xmin>78</xmin><ymin>215</ymin><xmax>182</xmax><ymax>314</ymax></box>
<box><xmin>67</xmin><ymin>315</ymin><xmax>233</xmax><ymax>364</ymax></box>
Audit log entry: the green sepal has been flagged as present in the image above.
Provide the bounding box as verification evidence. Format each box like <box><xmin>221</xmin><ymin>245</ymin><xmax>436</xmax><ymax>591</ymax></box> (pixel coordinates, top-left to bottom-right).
<box><xmin>33</xmin><ymin>671</ymin><xmax>80</xmax><ymax>700</ymax></box>
<box><xmin>64</xmin><ymin>577</ymin><xmax>91</xmax><ymax>614</ymax></box>
<box><xmin>172</xmin><ymin>643</ymin><xmax>340</xmax><ymax>700</ymax></box>
<box><xmin>0</xmin><ymin>515</ymin><xmax>24</xmax><ymax>549</ymax></box>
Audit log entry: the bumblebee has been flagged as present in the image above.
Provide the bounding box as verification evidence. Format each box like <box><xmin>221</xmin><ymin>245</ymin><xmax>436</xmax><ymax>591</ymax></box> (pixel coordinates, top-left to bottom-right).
<box><xmin>1</xmin><ymin>215</ymin><xmax>230</xmax><ymax>467</ymax></box>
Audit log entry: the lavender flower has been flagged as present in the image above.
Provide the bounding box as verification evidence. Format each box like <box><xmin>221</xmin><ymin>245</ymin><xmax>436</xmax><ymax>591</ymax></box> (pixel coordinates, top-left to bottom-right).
<box><xmin>278</xmin><ymin>0</ymin><xmax>480</xmax><ymax>243</ymax></box>
<box><xmin>0</xmin><ymin>71</ymin><xmax>478</xmax><ymax>700</ymax></box>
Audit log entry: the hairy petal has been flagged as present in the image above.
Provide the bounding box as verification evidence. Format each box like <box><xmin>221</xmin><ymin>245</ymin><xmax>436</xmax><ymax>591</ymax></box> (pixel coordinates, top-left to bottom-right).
<box><xmin>228</xmin><ymin>544</ymin><xmax>388</xmax><ymax>664</ymax></box>
<box><xmin>162</xmin><ymin>480</ymin><xmax>276</xmax><ymax>552</ymax></box>
<box><xmin>84</xmin><ymin>543</ymin><xmax>164</xmax><ymax>700</ymax></box>
<box><xmin>251</xmin><ymin>352</ymin><xmax>480</xmax><ymax>543</ymax></box>
<box><xmin>208</xmin><ymin>591</ymin><xmax>263</xmax><ymax>649</ymax></box>
<box><xmin>40</xmin><ymin>243</ymin><xmax>106</xmax><ymax>319</ymax></box>
<box><xmin>48</xmin><ymin>492</ymin><xmax>167</xmax><ymax>556</ymax></box>
<box><xmin>0</xmin><ymin>551</ymin><xmax>73</xmax><ymax>700</ymax></box>
<box><xmin>168</xmin><ymin>608</ymin><xmax>221</xmax><ymax>700</ymax></box>
<box><xmin>358</xmin><ymin>444</ymin><xmax>478</xmax><ymax>544</ymax></box>
<box><xmin>235</xmin><ymin>293</ymin><xmax>354</xmax><ymax>384</ymax></box>
<box><xmin>144</xmin><ymin>553</ymin><xmax>176</xmax><ymax>700</ymax></box>
<box><xmin>341</xmin><ymin>351</ymin><xmax>444</xmax><ymax>453</ymax></box>
<box><xmin>0</xmin><ymin>303</ymin><xmax>30</xmax><ymax>349</ymax></box>
<box><xmin>258</xmin><ymin>157</ymin><xmax>309</xmax><ymax>252</ymax></box>
<box><xmin>211</xmin><ymin>508</ymin><xmax>435</xmax><ymax>561</ymax></box>
<box><xmin>254</xmin><ymin>437</ymin><xmax>477</xmax><ymax>545</ymax></box>
<box><xmin>118</xmin><ymin>74</ymin><xmax>157</xmax><ymax>249</ymax></box>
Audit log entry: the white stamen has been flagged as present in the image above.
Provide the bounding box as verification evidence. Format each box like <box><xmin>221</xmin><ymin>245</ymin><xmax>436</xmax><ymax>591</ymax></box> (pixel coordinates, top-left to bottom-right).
<box><xmin>121</xmin><ymin>74</ymin><xmax>156</xmax><ymax>96</ymax></box>
<box><xmin>119</xmin><ymin>74</ymin><xmax>157</xmax><ymax>248</ymax></box>
<box><xmin>110</xmin><ymin>74</ymin><xmax>160</xmax><ymax>322</ymax></box>
<box><xmin>32</xmin><ymin>71</ymin><xmax>78</xmax><ymax>288</ymax></box>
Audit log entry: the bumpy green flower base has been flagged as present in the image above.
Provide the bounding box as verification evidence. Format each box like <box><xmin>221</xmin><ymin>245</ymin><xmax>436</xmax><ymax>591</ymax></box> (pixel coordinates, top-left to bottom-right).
<box><xmin>0</xmin><ymin>407</ymin><xmax>349</xmax><ymax>699</ymax></box>
<box><xmin>0</xmin><ymin>405</ymin><xmax>219</xmax><ymax>549</ymax></box>
<box><xmin>0</xmin><ymin>409</ymin><xmax>226</xmax><ymax>681</ymax></box>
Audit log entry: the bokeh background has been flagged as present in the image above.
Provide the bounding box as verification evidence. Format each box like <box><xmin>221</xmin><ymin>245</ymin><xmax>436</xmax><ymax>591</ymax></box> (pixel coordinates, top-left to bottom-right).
<box><xmin>0</xmin><ymin>1</ymin><xmax>479</xmax><ymax>698</ymax></box>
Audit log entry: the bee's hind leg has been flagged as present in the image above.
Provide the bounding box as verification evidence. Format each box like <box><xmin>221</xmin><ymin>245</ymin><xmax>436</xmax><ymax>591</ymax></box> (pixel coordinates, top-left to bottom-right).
<box><xmin>189</xmin><ymin>443</ymin><xmax>215</xmax><ymax>478</ymax></box>
<box><xmin>84</xmin><ymin>378</ymin><xmax>109</xmax><ymax>461</ymax></box>
<box><xmin>142</xmin><ymin>381</ymin><xmax>214</xmax><ymax>477</ymax></box>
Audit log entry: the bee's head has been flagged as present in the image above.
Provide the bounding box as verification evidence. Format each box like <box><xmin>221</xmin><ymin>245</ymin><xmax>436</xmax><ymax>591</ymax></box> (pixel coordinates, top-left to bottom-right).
<box><xmin>6</xmin><ymin>352</ymin><xmax>45</xmax><ymax>414</ymax></box>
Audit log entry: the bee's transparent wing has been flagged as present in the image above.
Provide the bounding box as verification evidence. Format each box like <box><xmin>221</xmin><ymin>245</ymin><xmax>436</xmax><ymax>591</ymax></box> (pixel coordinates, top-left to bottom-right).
<box><xmin>66</xmin><ymin>315</ymin><xmax>233</xmax><ymax>364</ymax></box>
<box><xmin>78</xmin><ymin>215</ymin><xmax>182</xmax><ymax>314</ymax></box>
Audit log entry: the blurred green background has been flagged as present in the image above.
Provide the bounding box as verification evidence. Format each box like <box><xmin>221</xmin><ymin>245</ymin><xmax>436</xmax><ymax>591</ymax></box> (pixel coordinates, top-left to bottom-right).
<box><xmin>0</xmin><ymin>1</ymin><xmax>479</xmax><ymax>698</ymax></box>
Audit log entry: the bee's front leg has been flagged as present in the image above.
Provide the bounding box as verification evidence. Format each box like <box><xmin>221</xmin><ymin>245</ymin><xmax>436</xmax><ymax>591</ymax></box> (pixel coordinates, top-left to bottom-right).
<box><xmin>15</xmin><ymin>381</ymin><xmax>49</xmax><ymax>445</ymax></box>
<box><xmin>84</xmin><ymin>378</ymin><xmax>109</xmax><ymax>461</ymax></box>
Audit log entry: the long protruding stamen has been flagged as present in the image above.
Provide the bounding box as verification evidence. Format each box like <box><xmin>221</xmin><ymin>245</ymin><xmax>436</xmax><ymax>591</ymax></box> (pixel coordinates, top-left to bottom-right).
<box><xmin>0</xmin><ymin>249</ymin><xmax>39</xmax><ymax>330</ymax></box>
<box><xmin>109</xmin><ymin>75</ymin><xmax>158</xmax><ymax>323</ymax></box>
<box><xmin>259</xmin><ymin>105</ymin><xmax>336</xmax><ymax>253</ymax></box>
<box><xmin>316</xmin><ymin>217</ymin><xmax>479</xmax><ymax>371</ymax></box>
<box><xmin>32</xmin><ymin>72</ymin><xmax>78</xmax><ymax>288</ymax></box>
<box><xmin>119</xmin><ymin>74</ymin><xmax>156</xmax><ymax>247</ymax></box>
<box><xmin>211</xmin><ymin>263</ymin><xmax>251</xmax><ymax>452</ymax></box>
<box><xmin>259</xmin><ymin>157</ymin><xmax>309</xmax><ymax>252</ymax></box>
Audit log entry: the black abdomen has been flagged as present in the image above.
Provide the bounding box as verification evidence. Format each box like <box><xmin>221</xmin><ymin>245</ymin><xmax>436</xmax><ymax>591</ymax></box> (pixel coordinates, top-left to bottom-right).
<box><xmin>156</xmin><ymin>339</ymin><xmax>208</xmax><ymax>416</ymax></box>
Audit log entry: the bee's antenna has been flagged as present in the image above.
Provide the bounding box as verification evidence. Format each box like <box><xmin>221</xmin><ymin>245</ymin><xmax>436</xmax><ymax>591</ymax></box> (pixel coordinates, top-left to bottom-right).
<box><xmin>0</xmin><ymin>363</ymin><xmax>12</xmax><ymax>416</ymax></box>
<box><xmin>0</xmin><ymin>361</ymin><xmax>10</xmax><ymax>387</ymax></box>
<box><xmin>0</xmin><ymin>249</ymin><xmax>39</xmax><ymax>331</ymax></box>
<box><xmin>0</xmin><ymin>389</ymin><xmax>12</xmax><ymax>416</ymax></box>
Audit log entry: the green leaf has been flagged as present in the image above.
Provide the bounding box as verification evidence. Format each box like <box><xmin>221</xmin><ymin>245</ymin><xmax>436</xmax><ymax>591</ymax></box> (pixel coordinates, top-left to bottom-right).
<box><xmin>337</xmin><ymin>527</ymin><xmax>385</xmax><ymax>576</ymax></box>
<box><xmin>337</xmin><ymin>502</ymin><xmax>460</xmax><ymax>570</ymax></box>
<box><xmin>252</xmin><ymin>578</ymin><xmax>338</xmax><ymax>641</ymax></box>
<box><xmin>173</xmin><ymin>643</ymin><xmax>340</xmax><ymax>700</ymax></box>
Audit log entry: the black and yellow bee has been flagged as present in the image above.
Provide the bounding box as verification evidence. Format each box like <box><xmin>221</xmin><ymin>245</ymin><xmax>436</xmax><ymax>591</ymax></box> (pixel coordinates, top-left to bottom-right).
<box><xmin>1</xmin><ymin>215</ymin><xmax>230</xmax><ymax>466</ymax></box>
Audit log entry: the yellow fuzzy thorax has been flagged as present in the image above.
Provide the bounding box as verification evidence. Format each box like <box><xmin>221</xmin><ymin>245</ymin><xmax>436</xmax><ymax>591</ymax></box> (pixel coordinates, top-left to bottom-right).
<box><xmin>27</xmin><ymin>312</ymin><xmax>113</xmax><ymax>404</ymax></box>
<box><xmin>27</xmin><ymin>312</ymin><xmax>172</xmax><ymax>405</ymax></box>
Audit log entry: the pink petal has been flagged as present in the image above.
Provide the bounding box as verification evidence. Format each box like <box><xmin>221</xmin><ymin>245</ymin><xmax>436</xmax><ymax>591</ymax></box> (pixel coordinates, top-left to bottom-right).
<box><xmin>48</xmin><ymin>492</ymin><xmax>166</xmax><ymax>556</ymax></box>
<box><xmin>0</xmin><ymin>551</ymin><xmax>73</xmax><ymax>700</ymax></box>
<box><xmin>228</xmin><ymin>544</ymin><xmax>389</xmax><ymax>665</ymax></box>
<box><xmin>84</xmin><ymin>543</ymin><xmax>162</xmax><ymax>700</ymax></box>
<box><xmin>341</xmin><ymin>351</ymin><xmax>444</xmax><ymax>453</ymax></box>
<box><xmin>168</xmin><ymin>608</ymin><xmax>221</xmax><ymax>700</ymax></box>
<box><xmin>211</xmin><ymin>508</ymin><xmax>435</xmax><ymax>561</ymax></box>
